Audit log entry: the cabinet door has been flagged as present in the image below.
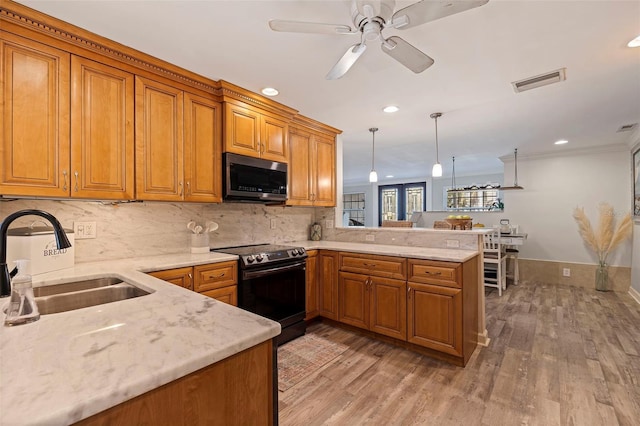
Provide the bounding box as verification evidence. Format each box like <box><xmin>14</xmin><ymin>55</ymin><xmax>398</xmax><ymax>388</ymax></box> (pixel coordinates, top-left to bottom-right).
<box><xmin>71</xmin><ymin>56</ymin><xmax>134</xmax><ymax>199</ymax></box>
<box><xmin>135</xmin><ymin>76</ymin><xmax>184</xmax><ymax>201</ymax></box>
<box><xmin>223</xmin><ymin>103</ymin><xmax>260</xmax><ymax>157</ymax></box>
<box><xmin>318</xmin><ymin>251</ymin><xmax>339</xmax><ymax>320</ymax></box>
<box><xmin>201</xmin><ymin>286</ymin><xmax>238</xmax><ymax>306</ymax></box>
<box><xmin>313</xmin><ymin>134</ymin><xmax>336</xmax><ymax>207</ymax></box>
<box><xmin>149</xmin><ymin>267</ymin><xmax>193</xmax><ymax>291</ymax></box>
<box><xmin>260</xmin><ymin>113</ymin><xmax>288</xmax><ymax>163</ymax></box>
<box><xmin>369</xmin><ymin>277</ymin><xmax>407</xmax><ymax>340</ymax></box>
<box><xmin>338</xmin><ymin>271</ymin><xmax>369</xmax><ymax>330</ymax></box>
<box><xmin>305</xmin><ymin>250</ymin><xmax>319</xmax><ymax>320</ymax></box>
<box><xmin>286</xmin><ymin>127</ymin><xmax>313</xmax><ymax>206</ymax></box>
<box><xmin>407</xmin><ymin>282</ymin><xmax>463</xmax><ymax>356</ymax></box>
<box><xmin>0</xmin><ymin>32</ymin><xmax>70</xmax><ymax>197</ymax></box>
<box><xmin>184</xmin><ymin>93</ymin><xmax>222</xmax><ymax>202</ymax></box>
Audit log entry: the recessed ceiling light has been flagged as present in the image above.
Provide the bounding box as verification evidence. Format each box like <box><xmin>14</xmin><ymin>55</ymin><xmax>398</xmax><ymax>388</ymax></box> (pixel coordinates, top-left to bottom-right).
<box><xmin>261</xmin><ymin>87</ymin><xmax>279</xmax><ymax>96</ymax></box>
<box><xmin>385</xmin><ymin>175</ymin><xmax>394</xmax><ymax>178</ymax></box>
<box><xmin>383</xmin><ymin>106</ymin><xmax>399</xmax><ymax>113</ymax></box>
<box><xmin>628</xmin><ymin>35</ymin><xmax>640</xmax><ymax>48</ymax></box>
<box><xmin>554</xmin><ymin>139</ymin><xmax>569</xmax><ymax>145</ymax></box>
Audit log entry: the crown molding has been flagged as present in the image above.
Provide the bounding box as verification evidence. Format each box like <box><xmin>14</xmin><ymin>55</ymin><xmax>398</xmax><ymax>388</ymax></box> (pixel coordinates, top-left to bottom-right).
<box><xmin>0</xmin><ymin>0</ymin><xmax>219</xmax><ymax>94</ymax></box>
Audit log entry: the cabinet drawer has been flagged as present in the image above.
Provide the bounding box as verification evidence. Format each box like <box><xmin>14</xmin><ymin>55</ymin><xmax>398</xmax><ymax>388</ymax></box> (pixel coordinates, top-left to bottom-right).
<box><xmin>194</xmin><ymin>261</ymin><xmax>237</xmax><ymax>292</ymax></box>
<box><xmin>149</xmin><ymin>267</ymin><xmax>193</xmax><ymax>290</ymax></box>
<box><xmin>200</xmin><ymin>286</ymin><xmax>237</xmax><ymax>306</ymax></box>
<box><xmin>408</xmin><ymin>259</ymin><xmax>461</xmax><ymax>288</ymax></box>
<box><xmin>339</xmin><ymin>252</ymin><xmax>406</xmax><ymax>280</ymax></box>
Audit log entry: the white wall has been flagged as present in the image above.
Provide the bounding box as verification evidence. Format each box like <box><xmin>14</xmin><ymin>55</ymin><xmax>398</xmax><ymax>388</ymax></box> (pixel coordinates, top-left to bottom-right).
<box><xmin>501</xmin><ymin>145</ymin><xmax>632</xmax><ymax>267</ymax></box>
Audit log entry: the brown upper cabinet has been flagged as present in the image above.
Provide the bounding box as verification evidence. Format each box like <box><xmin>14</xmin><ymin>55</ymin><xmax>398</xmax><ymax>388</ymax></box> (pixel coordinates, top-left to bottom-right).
<box><xmin>1</xmin><ymin>33</ymin><xmax>134</xmax><ymax>199</ymax></box>
<box><xmin>287</xmin><ymin>119</ymin><xmax>337</xmax><ymax>207</ymax></box>
<box><xmin>223</xmin><ymin>102</ymin><xmax>288</xmax><ymax>163</ymax></box>
<box><xmin>135</xmin><ymin>76</ymin><xmax>222</xmax><ymax>202</ymax></box>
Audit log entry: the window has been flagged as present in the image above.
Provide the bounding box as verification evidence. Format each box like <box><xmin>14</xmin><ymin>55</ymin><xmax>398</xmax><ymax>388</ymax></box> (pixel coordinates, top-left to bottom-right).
<box><xmin>379</xmin><ymin>182</ymin><xmax>426</xmax><ymax>225</ymax></box>
<box><xmin>343</xmin><ymin>192</ymin><xmax>365</xmax><ymax>226</ymax></box>
<box><xmin>445</xmin><ymin>187</ymin><xmax>503</xmax><ymax>211</ymax></box>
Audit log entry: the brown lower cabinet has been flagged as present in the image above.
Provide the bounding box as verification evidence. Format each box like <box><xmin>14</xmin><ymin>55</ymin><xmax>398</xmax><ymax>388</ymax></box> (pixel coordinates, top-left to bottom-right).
<box><xmin>312</xmin><ymin>250</ymin><xmax>479</xmax><ymax>366</ymax></box>
<box><xmin>76</xmin><ymin>339</ymin><xmax>274</xmax><ymax>425</ymax></box>
<box><xmin>338</xmin><ymin>271</ymin><xmax>407</xmax><ymax>340</ymax></box>
<box><xmin>305</xmin><ymin>250</ymin><xmax>319</xmax><ymax>320</ymax></box>
<box><xmin>149</xmin><ymin>261</ymin><xmax>237</xmax><ymax>306</ymax></box>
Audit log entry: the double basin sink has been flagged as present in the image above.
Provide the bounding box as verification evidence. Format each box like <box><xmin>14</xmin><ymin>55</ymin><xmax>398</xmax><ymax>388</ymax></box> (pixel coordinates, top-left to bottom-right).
<box><xmin>33</xmin><ymin>277</ymin><xmax>152</xmax><ymax>315</ymax></box>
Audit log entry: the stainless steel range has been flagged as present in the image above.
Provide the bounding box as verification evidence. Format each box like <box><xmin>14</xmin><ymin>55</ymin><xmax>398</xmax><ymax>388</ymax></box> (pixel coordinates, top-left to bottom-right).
<box><xmin>211</xmin><ymin>244</ymin><xmax>307</xmax><ymax>345</ymax></box>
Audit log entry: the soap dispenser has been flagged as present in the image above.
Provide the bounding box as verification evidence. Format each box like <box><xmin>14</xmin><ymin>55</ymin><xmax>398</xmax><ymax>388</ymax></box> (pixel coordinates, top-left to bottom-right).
<box><xmin>4</xmin><ymin>259</ymin><xmax>40</xmax><ymax>326</ymax></box>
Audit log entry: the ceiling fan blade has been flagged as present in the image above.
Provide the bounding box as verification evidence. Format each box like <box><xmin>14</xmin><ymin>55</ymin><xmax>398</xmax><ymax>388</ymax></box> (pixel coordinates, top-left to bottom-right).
<box><xmin>326</xmin><ymin>43</ymin><xmax>367</xmax><ymax>80</ymax></box>
<box><xmin>381</xmin><ymin>36</ymin><xmax>434</xmax><ymax>73</ymax></box>
<box><xmin>389</xmin><ymin>0</ymin><xmax>489</xmax><ymax>30</ymax></box>
<box><xmin>269</xmin><ymin>20</ymin><xmax>357</xmax><ymax>35</ymax></box>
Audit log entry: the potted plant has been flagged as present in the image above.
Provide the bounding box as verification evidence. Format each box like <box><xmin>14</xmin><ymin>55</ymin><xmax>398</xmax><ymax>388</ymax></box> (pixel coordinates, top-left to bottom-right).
<box><xmin>573</xmin><ymin>203</ymin><xmax>632</xmax><ymax>291</ymax></box>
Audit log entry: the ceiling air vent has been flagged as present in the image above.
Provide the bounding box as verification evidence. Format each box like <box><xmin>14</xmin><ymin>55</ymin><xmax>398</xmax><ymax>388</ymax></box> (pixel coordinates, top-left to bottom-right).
<box><xmin>617</xmin><ymin>123</ymin><xmax>637</xmax><ymax>133</ymax></box>
<box><xmin>512</xmin><ymin>68</ymin><xmax>566</xmax><ymax>93</ymax></box>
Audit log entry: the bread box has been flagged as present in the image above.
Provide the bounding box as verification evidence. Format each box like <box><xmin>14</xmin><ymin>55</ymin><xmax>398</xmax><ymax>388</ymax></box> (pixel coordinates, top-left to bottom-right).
<box><xmin>6</xmin><ymin>226</ymin><xmax>75</xmax><ymax>275</ymax></box>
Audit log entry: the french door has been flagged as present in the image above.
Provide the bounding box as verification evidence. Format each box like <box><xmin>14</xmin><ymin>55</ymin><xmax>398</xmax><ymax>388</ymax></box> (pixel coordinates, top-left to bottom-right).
<box><xmin>378</xmin><ymin>182</ymin><xmax>426</xmax><ymax>225</ymax></box>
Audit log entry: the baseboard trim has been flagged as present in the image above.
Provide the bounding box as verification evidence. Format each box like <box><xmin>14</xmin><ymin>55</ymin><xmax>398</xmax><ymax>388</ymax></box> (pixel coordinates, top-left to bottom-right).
<box><xmin>629</xmin><ymin>287</ymin><xmax>640</xmax><ymax>305</ymax></box>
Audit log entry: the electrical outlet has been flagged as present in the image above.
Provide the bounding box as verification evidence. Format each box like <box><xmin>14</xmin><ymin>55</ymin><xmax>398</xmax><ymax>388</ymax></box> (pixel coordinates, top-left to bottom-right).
<box><xmin>446</xmin><ymin>239</ymin><xmax>460</xmax><ymax>248</ymax></box>
<box><xmin>270</xmin><ymin>218</ymin><xmax>277</xmax><ymax>230</ymax></box>
<box><xmin>74</xmin><ymin>221</ymin><xmax>97</xmax><ymax>239</ymax></box>
<box><xmin>365</xmin><ymin>234</ymin><xmax>375</xmax><ymax>242</ymax></box>
<box><xmin>563</xmin><ymin>268</ymin><xmax>571</xmax><ymax>277</ymax></box>
<box><xmin>326</xmin><ymin>219</ymin><xmax>334</xmax><ymax>229</ymax></box>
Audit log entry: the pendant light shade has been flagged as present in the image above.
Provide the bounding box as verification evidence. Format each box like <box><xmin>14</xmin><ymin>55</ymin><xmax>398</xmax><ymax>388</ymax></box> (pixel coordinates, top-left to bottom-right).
<box><xmin>430</xmin><ymin>112</ymin><xmax>442</xmax><ymax>177</ymax></box>
<box><xmin>431</xmin><ymin>163</ymin><xmax>442</xmax><ymax>177</ymax></box>
<box><xmin>369</xmin><ymin>127</ymin><xmax>378</xmax><ymax>183</ymax></box>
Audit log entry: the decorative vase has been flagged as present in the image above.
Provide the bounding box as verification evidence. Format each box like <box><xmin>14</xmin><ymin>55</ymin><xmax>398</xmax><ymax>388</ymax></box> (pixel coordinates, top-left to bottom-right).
<box><xmin>595</xmin><ymin>263</ymin><xmax>610</xmax><ymax>292</ymax></box>
<box><xmin>310</xmin><ymin>223</ymin><xmax>322</xmax><ymax>241</ymax></box>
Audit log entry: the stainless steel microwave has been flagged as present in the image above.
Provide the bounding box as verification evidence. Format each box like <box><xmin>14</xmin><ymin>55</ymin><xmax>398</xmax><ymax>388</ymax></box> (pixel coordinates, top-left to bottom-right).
<box><xmin>223</xmin><ymin>153</ymin><xmax>288</xmax><ymax>202</ymax></box>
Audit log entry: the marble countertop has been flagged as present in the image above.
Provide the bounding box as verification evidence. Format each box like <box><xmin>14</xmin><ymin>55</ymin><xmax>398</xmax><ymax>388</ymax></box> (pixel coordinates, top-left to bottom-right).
<box><xmin>0</xmin><ymin>252</ymin><xmax>280</xmax><ymax>426</ymax></box>
<box><xmin>292</xmin><ymin>240</ymin><xmax>479</xmax><ymax>262</ymax></box>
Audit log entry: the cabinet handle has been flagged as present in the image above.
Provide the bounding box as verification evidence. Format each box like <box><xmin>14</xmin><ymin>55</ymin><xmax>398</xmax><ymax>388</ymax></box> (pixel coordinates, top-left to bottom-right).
<box><xmin>363</xmin><ymin>263</ymin><xmax>376</xmax><ymax>268</ymax></box>
<box><xmin>188</xmin><ymin>273</ymin><xmax>193</xmax><ymax>279</ymax></box>
<box><xmin>62</xmin><ymin>170</ymin><xmax>68</xmax><ymax>191</ymax></box>
<box><xmin>186</xmin><ymin>181</ymin><xmax>191</xmax><ymax>195</ymax></box>
<box><xmin>74</xmin><ymin>171</ymin><xmax>79</xmax><ymax>192</ymax></box>
<box><xmin>425</xmin><ymin>271</ymin><xmax>442</xmax><ymax>276</ymax></box>
<box><xmin>208</xmin><ymin>273</ymin><xmax>225</xmax><ymax>279</ymax></box>
<box><xmin>179</xmin><ymin>181</ymin><xmax>183</xmax><ymax>196</ymax></box>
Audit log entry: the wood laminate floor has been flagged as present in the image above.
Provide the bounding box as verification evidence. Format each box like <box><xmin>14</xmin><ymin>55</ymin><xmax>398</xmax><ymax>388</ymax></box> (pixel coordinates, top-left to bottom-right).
<box><xmin>278</xmin><ymin>282</ymin><xmax>640</xmax><ymax>425</ymax></box>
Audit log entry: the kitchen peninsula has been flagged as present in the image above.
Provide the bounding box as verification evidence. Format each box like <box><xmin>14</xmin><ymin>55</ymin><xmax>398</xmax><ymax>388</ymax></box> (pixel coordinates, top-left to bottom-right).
<box><xmin>0</xmin><ymin>252</ymin><xmax>280</xmax><ymax>425</ymax></box>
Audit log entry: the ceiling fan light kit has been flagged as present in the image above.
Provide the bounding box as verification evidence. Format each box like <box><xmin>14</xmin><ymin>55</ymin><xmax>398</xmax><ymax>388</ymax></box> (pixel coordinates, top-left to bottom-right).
<box><xmin>269</xmin><ymin>0</ymin><xmax>490</xmax><ymax>80</ymax></box>
<box><xmin>430</xmin><ymin>112</ymin><xmax>443</xmax><ymax>178</ymax></box>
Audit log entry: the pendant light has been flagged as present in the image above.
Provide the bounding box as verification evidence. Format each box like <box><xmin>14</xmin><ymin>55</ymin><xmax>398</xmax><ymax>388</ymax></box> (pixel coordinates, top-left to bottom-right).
<box><xmin>369</xmin><ymin>127</ymin><xmax>378</xmax><ymax>183</ymax></box>
<box><xmin>501</xmin><ymin>148</ymin><xmax>524</xmax><ymax>190</ymax></box>
<box><xmin>430</xmin><ymin>112</ymin><xmax>442</xmax><ymax>177</ymax></box>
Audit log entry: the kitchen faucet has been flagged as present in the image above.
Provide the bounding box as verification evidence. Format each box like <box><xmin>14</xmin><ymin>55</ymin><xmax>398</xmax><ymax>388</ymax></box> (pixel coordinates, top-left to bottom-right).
<box><xmin>0</xmin><ymin>209</ymin><xmax>72</xmax><ymax>298</ymax></box>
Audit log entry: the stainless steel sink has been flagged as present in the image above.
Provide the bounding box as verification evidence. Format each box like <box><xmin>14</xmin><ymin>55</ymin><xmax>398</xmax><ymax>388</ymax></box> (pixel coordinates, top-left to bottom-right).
<box><xmin>33</xmin><ymin>277</ymin><xmax>151</xmax><ymax>315</ymax></box>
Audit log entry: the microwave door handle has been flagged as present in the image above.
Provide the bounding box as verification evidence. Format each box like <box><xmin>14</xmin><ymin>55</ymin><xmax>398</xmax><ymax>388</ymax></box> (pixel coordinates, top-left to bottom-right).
<box><xmin>242</xmin><ymin>262</ymin><xmax>306</xmax><ymax>280</ymax></box>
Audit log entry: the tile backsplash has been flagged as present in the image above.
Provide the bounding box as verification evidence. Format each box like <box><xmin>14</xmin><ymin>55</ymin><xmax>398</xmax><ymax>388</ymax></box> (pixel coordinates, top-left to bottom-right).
<box><xmin>1</xmin><ymin>200</ymin><xmax>316</xmax><ymax>263</ymax></box>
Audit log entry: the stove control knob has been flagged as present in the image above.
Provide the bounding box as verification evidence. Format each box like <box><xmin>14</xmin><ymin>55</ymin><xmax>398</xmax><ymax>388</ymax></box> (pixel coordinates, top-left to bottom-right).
<box><xmin>298</xmin><ymin>248</ymin><xmax>305</xmax><ymax>255</ymax></box>
<box><xmin>291</xmin><ymin>250</ymin><xmax>298</xmax><ymax>256</ymax></box>
<box><xmin>256</xmin><ymin>254</ymin><xmax>264</xmax><ymax>262</ymax></box>
<box><xmin>246</xmin><ymin>255</ymin><xmax>255</xmax><ymax>263</ymax></box>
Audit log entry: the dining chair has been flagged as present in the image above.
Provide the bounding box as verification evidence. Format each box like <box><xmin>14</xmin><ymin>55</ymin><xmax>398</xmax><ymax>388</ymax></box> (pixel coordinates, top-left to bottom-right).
<box><xmin>483</xmin><ymin>229</ymin><xmax>507</xmax><ymax>296</ymax></box>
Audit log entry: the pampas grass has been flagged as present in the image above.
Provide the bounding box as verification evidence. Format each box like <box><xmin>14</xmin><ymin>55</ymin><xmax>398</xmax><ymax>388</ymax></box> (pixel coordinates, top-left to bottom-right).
<box><xmin>573</xmin><ymin>203</ymin><xmax>632</xmax><ymax>265</ymax></box>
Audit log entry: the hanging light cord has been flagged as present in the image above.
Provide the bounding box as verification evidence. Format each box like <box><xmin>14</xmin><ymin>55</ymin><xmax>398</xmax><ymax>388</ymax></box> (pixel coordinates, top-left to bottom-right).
<box><xmin>514</xmin><ymin>148</ymin><xmax>518</xmax><ymax>186</ymax></box>
<box><xmin>452</xmin><ymin>156</ymin><xmax>456</xmax><ymax>189</ymax></box>
<box><xmin>430</xmin><ymin>112</ymin><xmax>442</xmax><ymax>164</ymax></box>
<box><xmin>370</xmin><ymin>127</ymin><xmax>378</xmax><ymax>170</ymax></box>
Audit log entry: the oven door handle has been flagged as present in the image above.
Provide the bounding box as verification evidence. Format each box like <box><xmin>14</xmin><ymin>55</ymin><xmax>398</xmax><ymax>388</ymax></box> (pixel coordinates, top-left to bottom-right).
<box><xmin>242</xmin><ymin>261</ymin><xmax>306</xmax><ymax>280</ymax></box>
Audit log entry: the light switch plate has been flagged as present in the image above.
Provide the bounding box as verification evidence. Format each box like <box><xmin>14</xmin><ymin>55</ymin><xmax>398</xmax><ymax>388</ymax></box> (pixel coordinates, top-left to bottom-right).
<box><xmin>270</xmin><ymin>218</ymin><xmax>277</xmax><ymax>230</ymax></box>
<box><xmin>326</xmin><ymin>219</ymin><xmax>334</xmax><ymax>229</ymax></box>
<box><xmin>446</xmin><ymin>239</ymin><xmax>460</xmax><ymax>248</ymax></box>
<box><xmin>563</xmin><ymin>268</ymin><xmax>571</xmax><ymax>277</ymax></box>
<box><xmin>365</xmin><ymin>234</ymin><xmax>375</xmax><ymax>242</ymax></box>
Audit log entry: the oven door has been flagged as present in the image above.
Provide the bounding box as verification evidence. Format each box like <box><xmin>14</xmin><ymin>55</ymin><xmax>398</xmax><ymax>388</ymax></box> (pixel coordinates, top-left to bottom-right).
<box><xmin>239</xmin><ymin>259</ymin><xmax>306</xmax><ymax>331</ymax></box>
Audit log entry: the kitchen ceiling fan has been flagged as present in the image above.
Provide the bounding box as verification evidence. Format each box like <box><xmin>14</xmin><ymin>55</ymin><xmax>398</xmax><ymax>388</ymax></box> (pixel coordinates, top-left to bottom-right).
<box><xmin>269</xmin><ymin>0</ymin><xmax>489</xmax><ymax>80</ymax></box>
